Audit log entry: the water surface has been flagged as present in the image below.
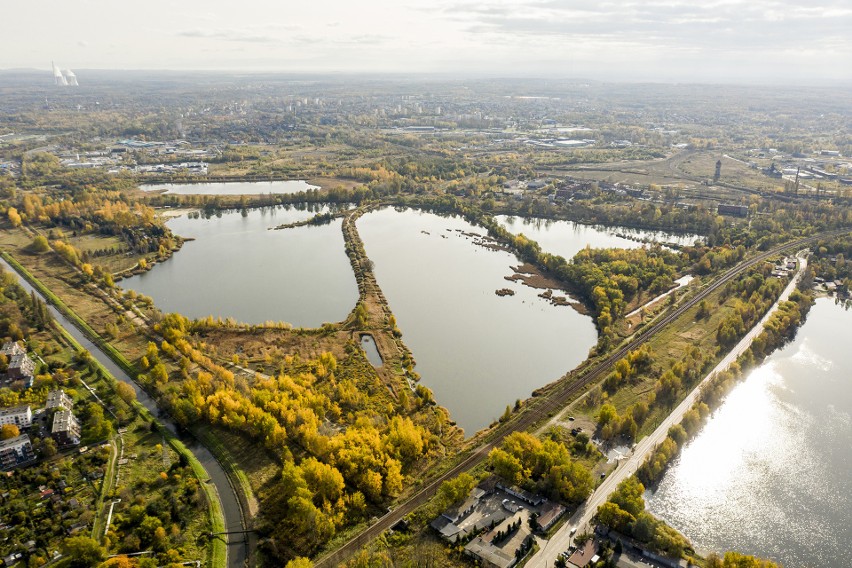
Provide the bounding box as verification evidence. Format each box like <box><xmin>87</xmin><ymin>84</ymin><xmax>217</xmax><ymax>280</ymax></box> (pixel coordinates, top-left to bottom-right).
<box><xmin>123</xmin><ymin>206</ymin><xmax>357</xmax><ymax>327</ymax></box>
<box><xmin>646</xmin><ymin>298</ymin><xmax>852</xmax><ymax>567</ymax></box>
<box><xmin>358</xmin><ymin>207</ymin><xmax>598</xmax><ymax>435</ymax></box>
<box><xmin>495</xmin><ymin>215</ymin><xmax>701</xmax><ymax>260</ymax></box>
<box><xmin>360</xmin><ymin>335</ymin><xmax>383</xmax><ymax>367</ymax></box>
<box><xmin>142</xmin><ymin>180</ymin><xmax>319</xmax><ymax>195</ymax></box>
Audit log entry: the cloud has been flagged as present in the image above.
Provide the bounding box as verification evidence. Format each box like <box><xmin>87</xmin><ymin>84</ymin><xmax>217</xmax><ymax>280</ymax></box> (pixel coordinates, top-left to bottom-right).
<box><xmin>438</xmin><ymin>0</ymin><xmax>852</xmax><ymax>53</ymax></box>
<box><xmin>77</xmin><ymin>40</ymin><xmax>88</xmax><ymax>48</ymax></box>
<box><xmin>340</xmin><ymin>34</ymin><xmax>389</xmax><ymax>45</ymax></box>
<box><xmin>176</xmin><ymin>27</ymin><xmax>298</xmax><ymax>44</ymax></box>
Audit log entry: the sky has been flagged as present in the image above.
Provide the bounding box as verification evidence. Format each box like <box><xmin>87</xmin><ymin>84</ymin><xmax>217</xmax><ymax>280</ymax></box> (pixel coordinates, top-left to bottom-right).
<box><xmin>4</xmin><ymin>0</ymin><xmax>852</xmax><ymax>83</ymax></box>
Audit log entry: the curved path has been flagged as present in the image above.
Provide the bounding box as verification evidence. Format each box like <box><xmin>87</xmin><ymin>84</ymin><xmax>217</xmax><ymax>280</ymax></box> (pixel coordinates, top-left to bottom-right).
<box><xmin>316</xmin><ymin>230</ymin><xmax>847</xmax><ymax>567</ymax></box>
<box><xmin>0</xmin><ymin>257</ymin><xmax>247</xmax><ymax>568</ymax></box>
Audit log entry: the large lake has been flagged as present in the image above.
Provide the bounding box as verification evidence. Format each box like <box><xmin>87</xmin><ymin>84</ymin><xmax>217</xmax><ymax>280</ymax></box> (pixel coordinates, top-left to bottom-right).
<box><xmin>141</xmin><ymin>180</ymin><xmax>319</xmax><ymax>195</ymax></box>
<box><xmin>646</xmin><ymin>298</ymin><xmax>852</xmax><ymax>567</ymax></box>
<box><xmin>122</xmin><ymin>205</ymin><xmax>357</xmax><ymax>327</ymax></box>
<box><xmin>358</xmin><ymin>208</ymin><xmax>599</xmax><ymax>435</ymax></box>
<box><xmin>495</xmin><ymin>215</ymin><xmax>701</xmax><ymax>260</ymax></box>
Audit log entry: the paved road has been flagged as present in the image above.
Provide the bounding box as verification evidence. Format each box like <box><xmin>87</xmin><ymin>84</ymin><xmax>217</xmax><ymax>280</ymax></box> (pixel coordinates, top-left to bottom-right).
<box><xmin>316</xmin><ymin>232</ymin><xmax>843</xmax><ymax>567</ymax></box>
<box><xmin>0</xmin><ymin>257</ymin><xmax>247</xmax><ymax>568</ymax></box>
<box><xmin>527</xmin><ymin>252</ymin><xmax>809</xmax><ymax>568</ymax></box>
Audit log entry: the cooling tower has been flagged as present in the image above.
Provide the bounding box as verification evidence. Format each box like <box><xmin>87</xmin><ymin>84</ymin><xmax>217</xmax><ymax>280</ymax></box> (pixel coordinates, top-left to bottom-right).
<box><xmin>52</xmin><ymin>61</ymin><xmax>68</xmax><ymax>86</ymax></box>
<box><xmin>64</xmin><ymin>69</ymin><xmax>78</xmax><ymax>86</ymax></box>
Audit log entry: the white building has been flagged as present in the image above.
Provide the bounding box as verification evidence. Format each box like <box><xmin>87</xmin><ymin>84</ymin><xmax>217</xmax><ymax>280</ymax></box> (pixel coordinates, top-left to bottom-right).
<box><xmin>45</xmin><ymin>389</ymin><xmax>74</xmax><ymax>411</ymax></box>
<box><xmin>0</xmin><ymin>405</ymin><xmax>32</xmax><ymax>429</ymax></box>
<box><xmin>52</xmin><ymin>410</ymin><xmax>81</xmax><ymax>446</ymax></box>
<box><xmin>0</xmin><ymin>341</ymin><xmax>25</xmax><ymax>357</ymax></box>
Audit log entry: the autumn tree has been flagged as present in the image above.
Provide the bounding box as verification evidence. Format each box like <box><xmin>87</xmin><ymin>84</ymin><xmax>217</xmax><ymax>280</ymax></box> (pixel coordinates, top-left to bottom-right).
<box><xmin>116</xmin><ymin>381</ymin><xmax>137</xmax><ymax>405</ymax></box>
<box><xmin>0</xmin><ymin>424</ymin><xmax>20</xmax><ymax>439</ymax></box>
<box><xmin>7</xmin><ymin>206</ymin><xmax>22</xmax><ymax>227</ymax></box>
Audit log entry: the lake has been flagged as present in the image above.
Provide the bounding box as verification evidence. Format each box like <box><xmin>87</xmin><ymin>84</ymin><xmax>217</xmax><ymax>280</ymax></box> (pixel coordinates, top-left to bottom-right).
<box><xmin>122</xmin><ymin>205</ymin><xmax>357</xmax><ymax>327</ymax></box>
<box><xmin>495</xmin><ymin>215</ymin><xmax>701</xmax><ymax>260</ymax></box>
<box><xmin>358</xmin><ymin>207</ymin><xmax>599</xmax><ymax>435</ymax></box>
<box><xmin>141</xmin><ymin>180</ymin><xmax>319</xmax><ymax>195</ymax></box>
<box><xmin>646</xmin><ymin>297</ymin><xmax>852</xmax><ymax>567</ymax></box>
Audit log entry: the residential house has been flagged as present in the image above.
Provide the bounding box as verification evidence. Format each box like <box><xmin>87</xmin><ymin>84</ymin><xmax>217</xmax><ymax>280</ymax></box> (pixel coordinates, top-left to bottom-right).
<box><xmin>0</xmin><ymin>434</ymin><xmax>35</xmax><ymax>469</ymax></box>
<box><xmin>0</xmin><ymin>405</ymin><xmax>32</xmax><ymax>429</ymax></box>
<box><xmin>495</xmin><ymin>482</ymin><xmax>545</xmax><ymax>507</ymax></box>
<box><xmin>45</xmin><ymin>389</ymin><xmax>74</xmax><ymax>411</ymax></box>
<box><xmin>566</xmin><ymin>539</ymin><xmax>599</xmax><ymax>568</ymax></box>
<box><xmin>2</xmin><ymin>341</ymin><xmax>36</xmax><ymax>388</ymax></box>
<box><xmin>536</xmin><ymin>500</ymin><xmax>567</xmax><ymax>532</ymax></box>
<box><xmin>1</xmin><ymin>342</ymin><xmax>35</xmax><ymax>388</ymax></box>
<box><xmin>0</xmin><ymin>341</ymin><xmax>25</xmax><ymax>358</ymax></box>
<box><xmin>51</xmin><ymin>410</ymin><xmax>81</xmax><ymax>447</ymax></box>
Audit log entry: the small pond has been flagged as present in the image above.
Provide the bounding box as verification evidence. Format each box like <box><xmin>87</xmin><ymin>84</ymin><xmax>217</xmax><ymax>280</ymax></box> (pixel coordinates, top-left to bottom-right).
<box><xmin>360</xmin><ymin>335</ymin><xmax>383</xmax><ymax>367</ymax></box>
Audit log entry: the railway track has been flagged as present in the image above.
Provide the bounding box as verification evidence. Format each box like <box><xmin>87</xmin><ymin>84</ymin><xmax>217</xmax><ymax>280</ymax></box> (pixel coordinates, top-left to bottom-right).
<box><xmin>315</xmin><ymin>228</ymin><xmax>848</xmax><ymax>567</ymax></box>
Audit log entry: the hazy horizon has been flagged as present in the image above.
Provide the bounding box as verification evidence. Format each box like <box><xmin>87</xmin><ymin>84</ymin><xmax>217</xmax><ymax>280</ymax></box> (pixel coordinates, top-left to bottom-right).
<box><xmin>4</xmin><ymin>0</ymin><xmax>852</xmax><ymax>85</ymax></box>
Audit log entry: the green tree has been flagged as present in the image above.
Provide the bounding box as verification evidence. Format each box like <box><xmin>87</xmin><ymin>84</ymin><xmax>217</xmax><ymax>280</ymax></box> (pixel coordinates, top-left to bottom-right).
<box><xmin>437</xmin><ymin>473</ymin><xmax>476</xmax><ymax>508</ymax></box>
<box><xmin>546</xmin><ymin>462</ymin><xmax>594</xmax><ymax>504</ymax></box>
<box><xmin>41</xmin><ymin>437</ymin><xmax>57</xmax><ymax>457</ymax></box>
<box><xmin>83</xmin><ymin>402</ymin><xmax>112</xmax><ymax>441</ymax></box>
<box><xmin>597</xmin><ymin>403</ymin><xmax>618</xmax><ymax>426</ymax></box>
<box><xmin>30</xmin><ymin>235</ymin><xmax>50</xmax><ymax>253</ymax></box>
<box><xmin>611</xmin><ymin>477</ymin><xmax>645</xmax><ymax>518</ymax></box>
<box><xmin>352</xmin><ymin>303</ymin><xmax>368</xmax><ymax>328</ymax></box>
<box><xmin>596</xmin><ymin>501</ymin><xmax>635</xmax><ymax>532</ymax></box>
<box><xmin>632</xmin><ymin>512</ymin><xmax>658</xmax><ymax>542</ymax></box>
<box><xmin>62</xmin><ymin>536</ymin><xmax>106</xmax><ymax>567</ymax></box>
<box><xmin>655</xmin><ymin>371</ymin><xmax>682</xmax><ymax>405</ymax></box>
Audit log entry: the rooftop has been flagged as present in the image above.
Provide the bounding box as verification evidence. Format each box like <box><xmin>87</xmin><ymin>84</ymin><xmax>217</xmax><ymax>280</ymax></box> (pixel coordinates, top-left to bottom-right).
<box><xmin>0</xmin><ymin>405</ymin><xmax>31</xmax><ymax>417</ymax></box>
<box><xmin>45</xmin><ymin>389</ymin><xmax>73</xmax><ymax>410</ymax></box>
<box><xmin>52</xmin><ymin>410</ymin><xmax>79</xmax><ymax>434</ymax></box>
<box><xmin>567</xmin><ymin>539</ymin><xmax>597</xmax><ymax>568</ymax></box>
<box><xmin>0</xmin><ymin>434</ymin><xmax>31</xmax><ymax>450</ymax></box>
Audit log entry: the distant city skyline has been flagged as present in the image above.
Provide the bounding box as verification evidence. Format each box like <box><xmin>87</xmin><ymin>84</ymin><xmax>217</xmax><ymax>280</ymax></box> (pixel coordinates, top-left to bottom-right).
<box><xmin>4</xmin><ymin>0</ymin><xmax>852</xmax><ymax>84</ymax></box>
